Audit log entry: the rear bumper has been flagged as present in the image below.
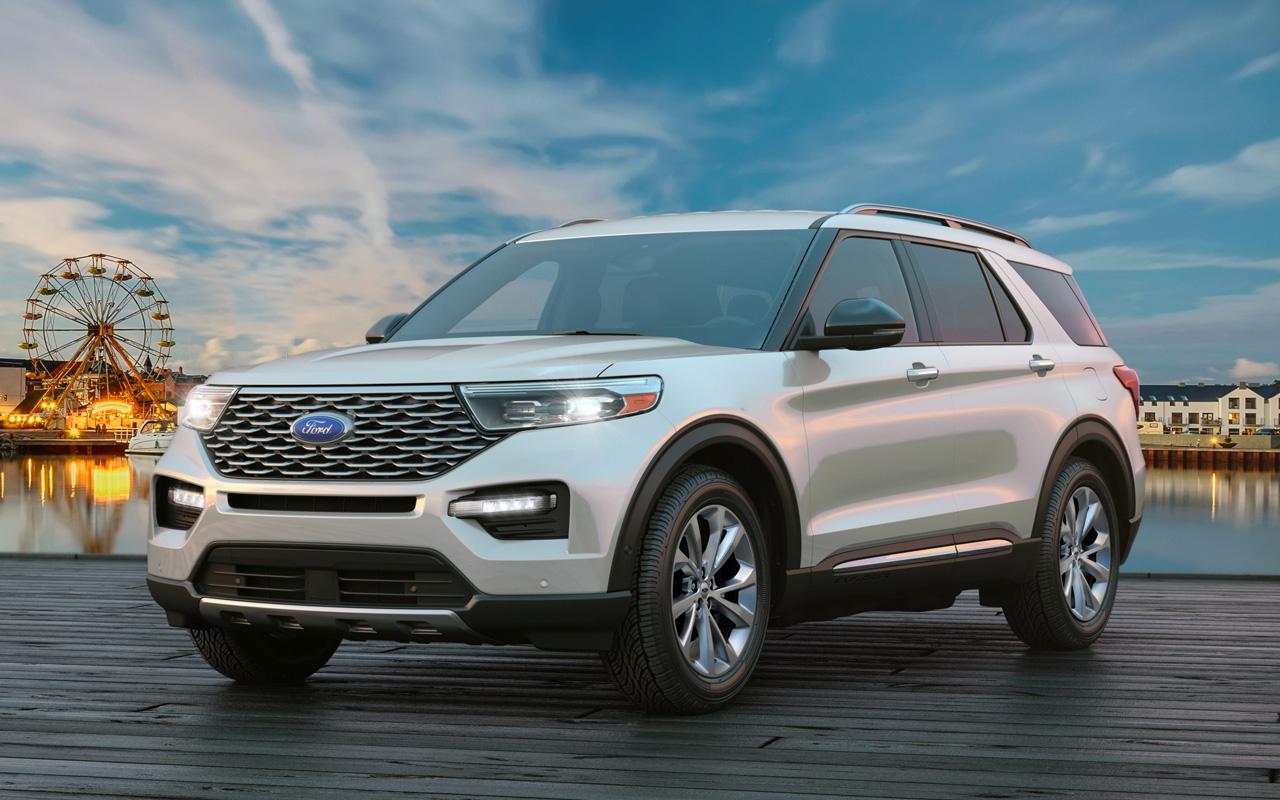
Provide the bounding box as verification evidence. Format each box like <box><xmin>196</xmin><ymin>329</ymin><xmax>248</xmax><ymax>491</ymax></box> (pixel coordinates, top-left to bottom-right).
<box><xmin>148</xmin><ymin>575</ymin><xmax>631</xmax><ymax>652</ymax></box>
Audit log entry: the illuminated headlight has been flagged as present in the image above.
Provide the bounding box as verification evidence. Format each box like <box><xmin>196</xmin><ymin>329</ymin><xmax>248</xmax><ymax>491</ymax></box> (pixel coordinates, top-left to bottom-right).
<box><xmin>459</xmin><ymin>376</ymin><xmax>662</xmax><ymax>432</ymax></box>
<box><xmin>179</xmin><ymin>385</ymin><xmax>237</xmax><ymax>432</ymax></box>
<box><xmin>449</xmin><ymin>492</ymin><xmax>556</xmax><ymax>519</ymax></box>
<box><xmin>168</xmin><ymin>485</ymin><xmax>206</xmax><ymax>510</ymax></box>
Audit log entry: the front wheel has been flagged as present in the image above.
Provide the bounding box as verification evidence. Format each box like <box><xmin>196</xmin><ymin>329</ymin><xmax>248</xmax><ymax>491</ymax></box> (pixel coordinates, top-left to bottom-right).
<box><xmin>603</xmin><ymin>465</ymin><xmax>770</xmax><ymax>713</ymax></box>
<box><xmin>190</xmin><ymin>626</ymin><xmax>341</xmax><ymax>684</ymax></box>
<box><xmin>1003</xmin><ymin>457</ymin><xmax>1120</xmax><ymax>649</ymax></box>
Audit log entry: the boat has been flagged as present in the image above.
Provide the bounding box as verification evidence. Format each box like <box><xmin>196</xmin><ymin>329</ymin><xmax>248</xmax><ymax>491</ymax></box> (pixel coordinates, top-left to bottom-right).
<box><xmin>125</xmin><ymin>419</ymin><xmax>176</xmax><ymax>455</ymax></box>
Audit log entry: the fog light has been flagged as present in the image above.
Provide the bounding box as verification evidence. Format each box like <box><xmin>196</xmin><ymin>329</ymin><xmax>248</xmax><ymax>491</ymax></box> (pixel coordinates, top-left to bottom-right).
<box><xmin>449</xmin><ymin>492</ymin><xmax>556</xmax><ymax>518</ymax></box>
<box><xmin>168</xmin><ymin>485</ymin><xmax>206</xmax><ymax>510</ymax></box>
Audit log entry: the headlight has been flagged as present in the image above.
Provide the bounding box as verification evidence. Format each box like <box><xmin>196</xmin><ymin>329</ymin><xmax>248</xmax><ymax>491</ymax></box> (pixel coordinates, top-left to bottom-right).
<box><xmin>179</xmin><ymin>385</ymin><xmax>237</xmax><ymax>432</ymax></box>
<box><xmin>459</xmin><ymin>376</ymin><xmax>662</xmax><ymax>432</ymax></box>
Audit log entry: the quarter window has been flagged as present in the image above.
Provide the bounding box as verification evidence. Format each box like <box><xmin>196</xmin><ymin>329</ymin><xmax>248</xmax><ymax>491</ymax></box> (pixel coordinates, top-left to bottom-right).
<box><xmin>908</xmin><ymin>243</ymin><xmax>1005</xmax><ymax>343</ymax></box>
<box><xmin>1010</xmin><ymin>262</ymin><xmax>1105</xmax><ymax>346</ymax></box>
<box><xmin>804</xmin><ymin>237</ymin><xmax>919</xmax><ymax>343</ymax></box>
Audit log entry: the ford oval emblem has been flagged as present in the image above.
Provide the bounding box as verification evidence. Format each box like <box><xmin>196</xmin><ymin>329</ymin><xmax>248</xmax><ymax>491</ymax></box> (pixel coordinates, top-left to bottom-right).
<box><xmin>290</xmin><ymin>412</ymin><xmax>353</xmax><ymax>446</ymax></box>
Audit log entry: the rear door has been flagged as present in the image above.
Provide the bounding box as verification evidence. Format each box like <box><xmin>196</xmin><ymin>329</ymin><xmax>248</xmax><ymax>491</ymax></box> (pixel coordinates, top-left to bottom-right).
<box><xmin>902</xmin><ymin>240</ymin><xmax>1077</xmax><ymax>540</ymax></box>
<box><xmin>794</xmin><ymin>234</ymin><xmax>958</xmax><ymax>565</ymax></box>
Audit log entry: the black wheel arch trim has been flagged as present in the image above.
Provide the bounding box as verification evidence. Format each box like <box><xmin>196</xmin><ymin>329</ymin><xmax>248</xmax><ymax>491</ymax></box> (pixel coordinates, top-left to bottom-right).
<box><xmin>606</xmin><ymin>416</ymin><xmax>802</xmax><ymax>595</ymax></box>
<box><xmin>1038</xmin><ymin>415</ymin><xmax>1139</xmax><ymax>563</ymax></box>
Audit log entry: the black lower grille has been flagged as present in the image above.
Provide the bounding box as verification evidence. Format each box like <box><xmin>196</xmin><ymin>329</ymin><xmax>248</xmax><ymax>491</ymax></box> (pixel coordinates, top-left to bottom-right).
<box><xmin>195</xmin><ymin>546</ymin><xmax>473</xmax><ymax>609</ymax></box>
<box><xmin>226</xmin><ymin>494</ymin><xmax>417</xmax><ymax>514</ymax></box>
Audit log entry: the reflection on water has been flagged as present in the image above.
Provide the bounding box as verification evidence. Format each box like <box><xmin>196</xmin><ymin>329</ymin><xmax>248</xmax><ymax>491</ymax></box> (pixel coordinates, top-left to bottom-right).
<box><xmin>1125</xmin><ymin>468</ymin><xmax>1278</xmax><ymax>575</ymax></box>
<box><xmin>0</xmin><ymin>455</ymin><xmax>157</xmax><ymax>556</ymax></box>
<box><xmin>0</xmin><ymin>458</ymin><xmax>1276</xmax><ymax>574</ymax></box>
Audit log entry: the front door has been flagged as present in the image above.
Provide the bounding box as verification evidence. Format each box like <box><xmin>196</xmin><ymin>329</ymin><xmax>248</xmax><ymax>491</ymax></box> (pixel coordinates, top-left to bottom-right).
<box><xmin>795</xmin><ymin>235</ymin><xmax>959</xmax><ymax>566</ymax></box>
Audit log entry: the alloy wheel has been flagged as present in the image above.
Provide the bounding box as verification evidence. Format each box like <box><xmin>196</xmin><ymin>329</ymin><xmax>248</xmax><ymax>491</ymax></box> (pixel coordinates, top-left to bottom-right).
<box><xmin>670</xmin><ymin>503</ymin><xmax>758</xmax><ymax>678</ymax></box>
<box><xmin>1059</xmin><ymin>486</ymin><xmax>1112</xmax><ymax>622</ymax></box>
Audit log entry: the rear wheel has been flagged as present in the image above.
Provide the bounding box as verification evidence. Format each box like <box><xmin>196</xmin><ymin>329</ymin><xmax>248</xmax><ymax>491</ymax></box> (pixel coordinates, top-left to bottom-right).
<box><xmin>603</xmin><ymin>465</ymin><xmax>770</xmax><ymax>713</ymax></box>
<box><xmin>190</xmin><ymin>626</ymin><xmax>341</xmax><ymax>684</ymax></box>
<box><xmin>1003</xmin><ymin>457</ymin><xmax>1119</xmax><ymax>649</ymax></box>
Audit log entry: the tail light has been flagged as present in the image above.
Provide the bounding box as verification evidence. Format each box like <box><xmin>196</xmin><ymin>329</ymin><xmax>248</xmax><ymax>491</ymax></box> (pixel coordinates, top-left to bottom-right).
<box><xmin>1113</xmin><ymin>365</ymin><xmax>1140</xmax><ymax>416</ymax></box>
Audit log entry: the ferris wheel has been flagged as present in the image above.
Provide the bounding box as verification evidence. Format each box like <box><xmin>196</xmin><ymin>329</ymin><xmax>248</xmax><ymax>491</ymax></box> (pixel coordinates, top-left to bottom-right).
<box><xmin>20</xmin><ymin>254</ymin><xmax>174</xmax><ymax>420</ymax></box>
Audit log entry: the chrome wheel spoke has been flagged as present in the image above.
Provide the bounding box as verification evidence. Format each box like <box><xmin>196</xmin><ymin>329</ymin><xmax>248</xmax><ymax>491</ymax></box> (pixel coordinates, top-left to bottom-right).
<box><xmin>672</xmin><ymin>591</ymin><xmax>699</xmax><ymax>621</ymax></box>
<box><xmin>713</xmin><ymin>523</ymin><xmax>745</xmax><ymax>571</ymax></box>
<box><xmin>1079</xmin><ymin>557</ymin><xmax>1110</xmax><ymax>581</ymax></box>
<box><xmin>696</xmin><ymin>605</ymin><xmax>714</xmax><ymax>674</ymax></box>
<box><xmin>713</xmin><ymin>596</ymin><xmax>754</xmax><ymax>628</ymax></box>
<box><xmin>716</xmin><ymin>565</ymin><xmax>756</xmax><ymax>594</ymax></box>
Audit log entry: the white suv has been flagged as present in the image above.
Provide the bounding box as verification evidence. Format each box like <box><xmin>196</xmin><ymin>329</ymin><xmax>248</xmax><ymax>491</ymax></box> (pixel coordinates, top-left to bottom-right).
<box><xmin>148</xmin><ymin>204</ymin><xmax>1145</xmax><ymax>712</ymax></box>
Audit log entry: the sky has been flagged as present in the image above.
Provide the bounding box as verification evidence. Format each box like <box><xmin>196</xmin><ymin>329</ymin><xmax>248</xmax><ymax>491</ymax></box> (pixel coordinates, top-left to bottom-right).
<box><xmin>0</xmin><ymin>0</ymin><xmax>1277</xmax><ymax>383</ymax></box>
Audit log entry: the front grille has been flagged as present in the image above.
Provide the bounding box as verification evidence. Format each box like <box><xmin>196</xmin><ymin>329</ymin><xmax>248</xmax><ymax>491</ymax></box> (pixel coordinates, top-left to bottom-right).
<box><xmin>195</xmin><ymin>546</ymin><xmax>474</xmax><ymax>609</ymax></box>
<box><xmin>202</xmin><ymin>387</ymin><xmax>502</xmax><ymax>481</ymax></box>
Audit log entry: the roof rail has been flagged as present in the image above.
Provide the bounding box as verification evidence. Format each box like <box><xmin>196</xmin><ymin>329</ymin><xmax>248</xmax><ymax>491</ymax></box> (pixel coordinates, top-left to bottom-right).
<box><xmin>838</xmin><ymin>204</ymin><xmax>1030</xmax><ymax>248</ymax></box>
<box><xmin>556</xmin><ymin>218</ymin><xmax>606</xmax><ymax>228</ymax></box>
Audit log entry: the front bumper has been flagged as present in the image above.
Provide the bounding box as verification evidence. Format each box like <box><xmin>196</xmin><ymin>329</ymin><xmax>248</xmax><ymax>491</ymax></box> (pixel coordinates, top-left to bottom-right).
<box><xmin>148</xmin><ymin>574</ymin><xmax>631</xmax><ymax>651</ymax></box>
<box><xmin>149</xmin><ymin>411</ymin><xmax>672</xmax><ymax>596</ymax></box>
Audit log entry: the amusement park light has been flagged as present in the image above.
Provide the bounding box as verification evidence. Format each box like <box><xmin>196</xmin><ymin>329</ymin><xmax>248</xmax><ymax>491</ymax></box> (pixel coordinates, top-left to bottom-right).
<box><xmin>180</xmin><ymin>385</ymin><xmax>237</xmax><ymax>432</ymax></box>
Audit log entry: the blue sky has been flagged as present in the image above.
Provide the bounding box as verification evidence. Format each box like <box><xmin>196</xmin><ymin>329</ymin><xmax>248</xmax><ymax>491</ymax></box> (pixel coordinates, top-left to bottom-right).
<box><xmin>0</xmin><ymin>0</ymin><xmax>1277</xmax><ymax>382</ymax></box>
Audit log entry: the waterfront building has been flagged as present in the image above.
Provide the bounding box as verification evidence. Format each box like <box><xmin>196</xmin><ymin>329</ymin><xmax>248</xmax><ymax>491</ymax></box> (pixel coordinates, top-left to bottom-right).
<box><xmin>1141</xmin><ymin>382</ymin><xmax>1280</xmax><ymax>435</ymax></box>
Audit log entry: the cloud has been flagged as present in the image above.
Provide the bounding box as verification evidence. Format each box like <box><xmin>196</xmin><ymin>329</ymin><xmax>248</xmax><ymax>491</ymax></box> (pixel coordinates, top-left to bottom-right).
<box><xmin>1102</xmin><ymin>282</ymin><xmax>1280</xmax><ymax>381</ymax></box>
<box><xmin>1021</xmin><ymin>210</ymin><xmax>1136</xmax><ymax>237</ymax></box>
<box><xmin>1230</xmin><ymin>358</ymin><xmax>1279</xmax><ymax>379</ymax></box>
<box><xmin>1151</xmin><ymin>138</ymin><xmax>1280</xmax><ymax>203</ymax></box>
<box><xmin>981</xmin><ymin>4</ymin><xmax>1115</xmax><ymax>52</ymax></box>
<box><xmin>0</xmin><ymin>1</ymin><xmax>688</xmax><ymax>373</ymax></box>
<box><xmin>777</xmin><ymin>1</ymin><xmax>842</xmax><ymax>66</ymax></box>
<box><xmin>1059</xmin><ymin>245</ymin><xmax>1280</xmax><ymax>272</ymax></box>
<box><xmin>946</xmin><ymin>157</ymin><xmax>985</xmax><ymax>178</ymax></box>
<box><xmin>1233</xmin><ymin>51</ymin><xmax>1280</xmax><ymax>80</ymax></box>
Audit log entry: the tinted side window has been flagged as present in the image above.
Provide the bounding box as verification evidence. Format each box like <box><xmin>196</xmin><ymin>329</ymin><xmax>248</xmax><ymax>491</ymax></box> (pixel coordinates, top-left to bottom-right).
<box><xmin>1011</xmin><ymin>262</ymin><xmax>1105</xmax><ymax>346</ymax></box>
<box><xmin>908</xmin><ymin>243</ymin><xmax>1004</xmax><ymax>343</ymax></box>
<box><xmin>985</xmin><ymin>266</ymin><xmax>1029</xmax><ymax>342</ymax></box>
<box><xmin>805</xmin><ymin>237</ymin><xmax>918</xmax><ymax>343</ymax></box>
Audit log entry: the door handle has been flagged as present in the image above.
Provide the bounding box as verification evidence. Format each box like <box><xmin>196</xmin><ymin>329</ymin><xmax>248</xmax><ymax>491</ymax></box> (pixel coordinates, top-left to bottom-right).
<box><xmin>1029</xmin><ymin>355</ymin><xmax>1055</xmax><ymax>375</ymax></box>
<box><xmin>906</xmin><ymin>364</ymin><xmax>940</xmax><ymax>385</ymax></box>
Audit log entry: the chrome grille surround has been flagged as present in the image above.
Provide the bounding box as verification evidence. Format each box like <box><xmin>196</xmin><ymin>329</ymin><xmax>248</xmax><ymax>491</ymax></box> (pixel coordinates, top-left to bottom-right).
<box><xmin>202</xmin><ymin>386</ymin><xmax>503</xmax><ymax>481</ymax></box>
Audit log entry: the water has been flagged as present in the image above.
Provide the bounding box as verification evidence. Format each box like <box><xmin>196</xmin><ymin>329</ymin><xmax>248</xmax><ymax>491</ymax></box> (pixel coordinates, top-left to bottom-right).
<box><xmin>0</xmin><ymin>456</ymin><xmax>1276</xmax><ymax>574</ymax></box>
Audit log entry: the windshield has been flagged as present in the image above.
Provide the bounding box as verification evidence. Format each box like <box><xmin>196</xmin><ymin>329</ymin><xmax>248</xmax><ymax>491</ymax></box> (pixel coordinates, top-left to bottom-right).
<box><xmin>389</xmin><ymin>229</ymin><xmax>815</xmax><ymax>349</ymax></box>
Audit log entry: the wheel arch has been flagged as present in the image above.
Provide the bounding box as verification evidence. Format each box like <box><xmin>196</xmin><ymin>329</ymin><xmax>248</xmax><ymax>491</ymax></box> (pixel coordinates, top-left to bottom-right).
<box><xmin>1039</xmin><ymin>415</ymin><xmax>1139</xmax><ymax>564</ymax></box>
<box><xmin>607</xmin><ymin>416</ymin><xmax>802</xmax><ymax>608</ymax></box>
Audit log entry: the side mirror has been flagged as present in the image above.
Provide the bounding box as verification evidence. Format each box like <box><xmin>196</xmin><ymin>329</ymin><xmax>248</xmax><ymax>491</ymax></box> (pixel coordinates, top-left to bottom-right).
<box><xmin>365</xmin><ymin>312</ymin><xmax>408</xmax><ymax>344</ymax></box>
<box><xmin>796</xmin><ymin>298</ymin><xmax>906</xmax><ymax>351</ymax></box>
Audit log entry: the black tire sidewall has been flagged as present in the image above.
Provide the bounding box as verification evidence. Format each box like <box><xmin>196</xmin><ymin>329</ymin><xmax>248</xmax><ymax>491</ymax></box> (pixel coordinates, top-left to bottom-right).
<box><xmin>645</xmin><ymin>474</ymin><xmax>770</xmax><ymax>702</ymax></box>
<box><xmin>1047</xmin><ymin>461</ymin><xmax>1120</xmax><ymax>640</ymax></box>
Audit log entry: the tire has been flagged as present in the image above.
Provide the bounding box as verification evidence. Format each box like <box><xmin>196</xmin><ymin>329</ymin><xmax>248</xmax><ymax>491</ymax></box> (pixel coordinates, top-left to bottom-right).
<box><xmin>190</xmin><ymin>626</ymin><xmax>341</xmax><ymax>684</ymax></box>
<box><xmin>1003</xmin><ymin>457</ymin><xmax>1120</xmax><ymax>650</ymax></box>
<box><xmin>602</xmin><ymin>465</ymin><xmax>771</xmax><ymax>713</ymax></box>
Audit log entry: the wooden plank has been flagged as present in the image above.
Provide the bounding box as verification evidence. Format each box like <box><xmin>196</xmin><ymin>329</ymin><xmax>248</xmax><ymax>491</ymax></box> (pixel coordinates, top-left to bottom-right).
<box><xmin>0</xmin><ymin>559</ymin><xmax>1277</xmax><ymax>799</ymax></box>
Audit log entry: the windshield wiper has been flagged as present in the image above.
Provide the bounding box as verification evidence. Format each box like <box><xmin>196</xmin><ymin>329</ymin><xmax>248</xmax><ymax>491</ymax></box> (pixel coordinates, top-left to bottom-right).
<box><xmin>549</xmin><ymin>330</ymin><xmax>642</xmax><ymax>336</ymax></box>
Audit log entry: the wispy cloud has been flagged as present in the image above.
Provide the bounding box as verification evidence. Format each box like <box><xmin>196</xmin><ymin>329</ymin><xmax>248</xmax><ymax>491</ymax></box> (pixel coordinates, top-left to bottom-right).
<box><xmin>946</xmin><ymin>157</ymin><xmax>985</xmax><ymax>178</ymax></box>
<box><xmin>1232</xmin><ymin>51</ymin><xmax>1280</xmax><ymax>80</ymax></box>
<box><xmin>777</xmin><ymin>1</ymin><xmax>842</xmax><ymax>66</ymax></box>
<box><xmin>1151</xmin><ymin>138</ymin><xmax>1280</xmax><ymax>203</ymax></box>
<box><xmin>1059</xmin><ymin>245</ymin><xmax>1280</xmax><ymax>272</ymax></box>
<box><xmin>981</xmin><ymin>3</ymin><xmax>1115</xmax><ymax>52</ymax></box>
<box><xmin>1021</xmin><ymin>210</ymin><xmax>1135</xmax><ymax>237</ymax></box>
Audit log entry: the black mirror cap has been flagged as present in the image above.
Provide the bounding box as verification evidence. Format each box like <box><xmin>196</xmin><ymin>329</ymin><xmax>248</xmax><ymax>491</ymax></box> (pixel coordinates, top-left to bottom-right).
<box><xmin>366</xmin><ymin>312</ymin><xmax>409</xmax><ymax>344</ymax></box>
<box><xmin>795</xmin><ymin>297</ymin><xmax>906</xmax><ymax>351</ymax></box>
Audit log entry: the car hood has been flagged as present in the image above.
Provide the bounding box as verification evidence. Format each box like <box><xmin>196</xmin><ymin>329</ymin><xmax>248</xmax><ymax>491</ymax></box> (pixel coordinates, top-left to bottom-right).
<box><xmin>208</xmin><ymin>335</ymin><xmax>739</xmax><ymax>387</ymax></box>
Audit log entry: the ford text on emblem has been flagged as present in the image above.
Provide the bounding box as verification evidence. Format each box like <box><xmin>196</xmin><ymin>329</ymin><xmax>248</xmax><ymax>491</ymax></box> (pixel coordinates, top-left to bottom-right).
<box><xmin>290</xmin><ymin>413</ymin><xmax>353</xmax><ymax>446</ymax></box>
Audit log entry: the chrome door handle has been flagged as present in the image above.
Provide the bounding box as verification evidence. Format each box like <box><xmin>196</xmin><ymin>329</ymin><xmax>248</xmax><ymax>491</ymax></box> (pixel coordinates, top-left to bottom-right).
<box><xmin>1029</xmin><ymin>355</ymin><xmax>1055</xmax><ymax>375</ymax></box>
<box><xmin>906</xmin><ymin>364</ymin><xmax>940</xmax><ymax>385</ymax></box>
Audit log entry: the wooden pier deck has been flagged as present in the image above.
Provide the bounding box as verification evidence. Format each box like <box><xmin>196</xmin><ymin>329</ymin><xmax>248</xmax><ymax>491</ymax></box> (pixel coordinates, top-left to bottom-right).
<box><xmin>1</xmin><ymin>558</ymin><xmax>1277</xmax><ymax>799</ymax></box>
